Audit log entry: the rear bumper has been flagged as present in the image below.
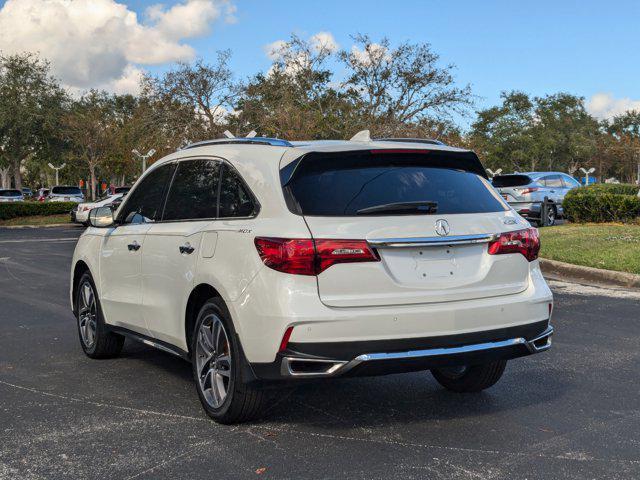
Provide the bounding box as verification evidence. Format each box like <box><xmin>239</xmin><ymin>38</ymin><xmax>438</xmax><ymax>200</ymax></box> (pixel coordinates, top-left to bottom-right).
<box><xmin>250</xmin><ymin>321</ymin><xmax>553</xmax><ymax>380</ymax></box>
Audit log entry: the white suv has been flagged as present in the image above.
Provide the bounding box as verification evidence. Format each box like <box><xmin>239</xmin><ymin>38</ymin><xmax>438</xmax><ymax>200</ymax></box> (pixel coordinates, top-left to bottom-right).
<box><xmin>70</xmin><ymin>136</ymin><xmax>554</xmax><ymax>423</ymax></box>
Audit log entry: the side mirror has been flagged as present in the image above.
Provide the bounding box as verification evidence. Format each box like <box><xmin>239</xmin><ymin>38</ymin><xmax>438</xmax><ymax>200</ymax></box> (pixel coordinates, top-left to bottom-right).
<box><xmin>89</xmin><ymin>206</ymin><xmax>115</xmax><ymax>228</ymax></box>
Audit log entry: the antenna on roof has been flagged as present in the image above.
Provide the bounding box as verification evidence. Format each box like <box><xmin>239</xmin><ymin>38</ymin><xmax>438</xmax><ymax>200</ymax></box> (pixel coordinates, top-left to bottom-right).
<box><xmin>246</xmin><ymin>130</ymin><xmax>257</xmax><ymax>138</ymax></box>
<box><xmin>349</xmin><ymin>130</ymin><xmax>371</xmax><ymax>142</ymax></box>
<box><xmin>223</xmin><ymin>130</ymin><xmax>235</xmax><ymax>139</ymax></box>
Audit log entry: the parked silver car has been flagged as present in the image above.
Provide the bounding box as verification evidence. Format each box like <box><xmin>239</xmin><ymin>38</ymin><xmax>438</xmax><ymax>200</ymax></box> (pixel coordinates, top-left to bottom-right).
<box><xmin>492</xmin><ymin>172</ymin><xmax>581</xmax><ymax>226</ymax></box>
<box><xmin>47</xmin><ymin>186</ymin><xmax>84</xmax><ymax>203</ymax></box>
<box><xmin>0</xmin><ymin>189</ymin><xmax>24</xmax><ymax>203</ymax></box>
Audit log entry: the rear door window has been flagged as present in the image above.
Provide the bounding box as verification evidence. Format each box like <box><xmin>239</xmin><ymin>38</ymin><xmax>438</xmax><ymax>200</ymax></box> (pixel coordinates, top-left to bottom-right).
<box><xmin>162</xmin><ymin>159</ymin><xmax>221</xmax><ymax>221</ymax></box>
<box><xmin>544</xmin><ymin>175</ymin><xmax>563</xmax><ymax>188</ymax></box>
<box><xmin>284</xmin><ymin>151</ymin><xmax>506</xmax><ymax>216</ymax></box>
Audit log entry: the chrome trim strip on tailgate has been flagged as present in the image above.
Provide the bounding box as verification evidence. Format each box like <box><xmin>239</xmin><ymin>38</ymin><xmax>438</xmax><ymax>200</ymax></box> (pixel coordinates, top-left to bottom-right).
<box><xmin>368</xmin><ymin>233</ymin><xmax>498</xmax><ymax>248</ymax></box>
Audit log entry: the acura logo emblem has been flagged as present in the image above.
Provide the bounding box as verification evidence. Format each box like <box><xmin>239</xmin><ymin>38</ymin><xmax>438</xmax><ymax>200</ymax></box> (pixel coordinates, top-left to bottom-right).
<box><xmin>434</xmin><ymin>219</ymin><xmax>450</xmax><ymax>236</ymax></box>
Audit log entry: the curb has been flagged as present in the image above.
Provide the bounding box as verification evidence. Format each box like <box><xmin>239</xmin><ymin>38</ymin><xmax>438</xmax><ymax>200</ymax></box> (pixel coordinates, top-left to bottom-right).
<box><xmin>540</xmin><ymin>258</ymin><xmax>640</xmax><ymax>289</ymax></box>
<box><xmin>0</xmin><ymin>223</ymin><xmax>79</xmax><ymax>229</ymax></box>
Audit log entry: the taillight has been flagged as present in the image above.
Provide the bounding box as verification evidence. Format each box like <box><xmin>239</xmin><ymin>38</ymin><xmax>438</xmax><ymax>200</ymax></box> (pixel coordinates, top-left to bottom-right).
<box><xmin>519</xmin><ymin>187</ymin><xmax>539</xmax><ymax>195</ymax></box>
<box><xmin>254</xmin><ymin>237</ymin><xmax>379</xmax><ymax>275</ymax></box>
<box><xmin>315</xmin><ymin>239</ymin><xmax>379</xmax><ymax>272</ymax></box>
<box><xmin>254</xmin><ymin>238</ymin><xmax>317</xmax><ymax>275</ymax></box>
<box><xmin>487</xmin><ymin>228</ymin><xmax>540</xmax><ymax>262</ymax></box>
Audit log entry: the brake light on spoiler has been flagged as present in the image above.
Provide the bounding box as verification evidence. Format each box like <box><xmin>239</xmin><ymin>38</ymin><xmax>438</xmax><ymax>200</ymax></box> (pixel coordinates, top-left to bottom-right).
<box><xmin>488</xmin><ymin>228</ymin><xmax>540</xmax><ymax>262</ymax></box>
<box><xmin>254</xmin><ymin>237</ymin><xmax>380</xmax><ymax>276</ymax></box>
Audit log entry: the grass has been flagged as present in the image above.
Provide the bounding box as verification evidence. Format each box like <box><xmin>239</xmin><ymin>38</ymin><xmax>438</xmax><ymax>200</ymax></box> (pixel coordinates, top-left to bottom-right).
<box><xmin>539</xmin><ymin>223</ymin><xmax>640</xmax><ymax>275</ymax></box>
<box><xmin>0</xmin><ymin>213</ymin><xmax>72</xmax><ymax>227</ymax></box>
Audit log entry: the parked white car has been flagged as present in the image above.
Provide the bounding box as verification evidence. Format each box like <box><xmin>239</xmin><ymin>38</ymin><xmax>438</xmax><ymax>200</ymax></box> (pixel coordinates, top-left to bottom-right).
<box><xmin>70</xmin><ymin>136</ymin><xmax>554</xmax><ymax>423</ymax></box>
<box><xmin>48</xmin><ymin>186</ymin><xmax>84</xmax><ymax>203</ymax></box>
<box><xmin>73</xmin><ymin>193</ymin><xmax>124</xmax><ymax>225</ymax></box>
<box><xmin>0</xmin><ymin>189</ymin><xmax>24</xmax><ymax>202</ymax></box>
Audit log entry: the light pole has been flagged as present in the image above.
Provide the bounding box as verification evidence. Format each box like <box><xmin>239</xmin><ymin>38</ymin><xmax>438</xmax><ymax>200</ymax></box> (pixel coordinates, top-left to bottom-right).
<box><xmin>486</xmin><ymin>168</ymin><xmax>503</xmax><ymax>178</ymax></box>
<box><xmin>47</xmin><ymin>162</ymin><xmax>66</xmax><ymax>185</ymax></box>
<box><xmin>132</xmin><ymin>149</ymin><xmax>156</xmax><ymax>174</ymax></box>
<box><xmin>579</xmin><ymin>167</ymin><xmax>595</xmax><ymax>186</ymax></box>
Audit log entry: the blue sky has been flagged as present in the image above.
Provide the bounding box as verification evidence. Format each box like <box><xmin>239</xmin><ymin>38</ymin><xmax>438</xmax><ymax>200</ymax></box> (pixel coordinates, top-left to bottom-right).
<box><xmin>149</xmin><ymin>0</ymin><xmax>640</xmax><ymax>121</ymax></box>
<box><xmin>1</xmin><ymin>0</ymin><xmax>639</xmax><ymax>123</ymax></box>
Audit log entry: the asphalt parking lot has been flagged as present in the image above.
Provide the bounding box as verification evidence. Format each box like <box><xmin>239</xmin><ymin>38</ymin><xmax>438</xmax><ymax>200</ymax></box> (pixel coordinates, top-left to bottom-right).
<box><xmin>1</xmin><ymin>226</ymin><xmax>639</xmax><ymax>479</ymax></box>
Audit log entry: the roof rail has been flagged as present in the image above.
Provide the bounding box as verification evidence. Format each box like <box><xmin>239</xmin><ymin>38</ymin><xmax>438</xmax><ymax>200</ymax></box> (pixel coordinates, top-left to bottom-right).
<box><xmin>375</xmin><ymin>137</ymin><xmax>447</xmax><ymax>146</ymax></box>
<box><xmin>182</xmin><ymin>137</ymin><xmax>293</xmax><ymax>150</ymax></box>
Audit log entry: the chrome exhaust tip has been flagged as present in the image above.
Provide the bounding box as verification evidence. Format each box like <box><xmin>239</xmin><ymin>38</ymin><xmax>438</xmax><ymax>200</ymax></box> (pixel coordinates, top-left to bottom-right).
<box><xmin>525</xmin><ymin>325</ymin><xmax>554</xmax><ymax>353</ymax></box>
<box><xmin>281</xmin><ymin>357</ymin><xmax>347</xmax><ymax>377</ymax></box>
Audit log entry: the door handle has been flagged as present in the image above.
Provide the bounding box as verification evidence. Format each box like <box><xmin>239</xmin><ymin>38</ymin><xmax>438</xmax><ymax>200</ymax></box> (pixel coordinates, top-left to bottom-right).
<box><xmin>179</xmin><ymin>243</ymin><xmax>195</xmax><ymax>255</ymax></box>
<box><xmin>127</xmin><ymin>241</ymin><xmax>141</xmax><ymax>251</ymax></box>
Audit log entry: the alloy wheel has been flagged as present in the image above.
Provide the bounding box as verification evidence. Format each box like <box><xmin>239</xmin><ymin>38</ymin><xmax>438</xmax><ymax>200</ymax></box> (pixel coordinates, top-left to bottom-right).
<box><xmin>78</xmin><ymin>281</ymin><xmax>97</xmax><ymax>349</ymax></box>
<box><xmin>195</xmin><ymin>314</ymin><xmax>232</xmax><ymax>408</ymax></box>
<box><xmin>547</xmin><ymin>208</ymin><xmax>556</xmax><ymax>226</ymax></box>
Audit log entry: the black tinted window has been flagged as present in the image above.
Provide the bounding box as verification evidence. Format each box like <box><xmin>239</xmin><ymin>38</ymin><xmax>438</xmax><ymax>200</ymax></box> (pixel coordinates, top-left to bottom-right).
<box><xmin>0</xmin><ymin>190</ymin><xmax>21</xmax><ymax>197</ymax></box>
<box><xmin>285</xmin><ymin>152</ymin><xmax>506</xmax><ymax>216</ymax></box>
<box><xmin>119</xmin><ymin>163</ymin><xmax>175</xmax><ymax>224</ymax></box>
<box><xmin>491</xmin><ymin>175</ymin><xmax>532</xmax><ymax>188</ymax></box>
<box><xmin>52</xmin><ymin>186</ymin><xmax>82</xmax><ymax>195</ymax></box>
<box><xmin>219</xmin><ymin>165</ymin><xmax>256</xmax><ymax>218</ymax></box>
<box><xmin>163</xmin><ymin>159</ymin><xmax>221</xmax><ymax>221</ymax></box>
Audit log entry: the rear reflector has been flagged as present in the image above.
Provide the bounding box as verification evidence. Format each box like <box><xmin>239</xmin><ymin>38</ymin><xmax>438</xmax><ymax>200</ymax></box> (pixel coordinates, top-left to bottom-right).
<box><xmin>487</xmin><ymin>227</ymin><xmax>540</xmax><ymax>262</ymax></box>
<box><xmin>279</xmin><ymin>326</ymin><xmax>294</xmax><ymax>352</ymax></box>
<box><xmin>254</xmin><ymin>237</ymin><xmax>379</xmax><ymax>275</ymax></box>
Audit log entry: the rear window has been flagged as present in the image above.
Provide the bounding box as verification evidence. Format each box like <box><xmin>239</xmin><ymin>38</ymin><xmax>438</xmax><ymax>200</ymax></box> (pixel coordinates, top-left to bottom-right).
<box><xmin>0</xmin><ymin>190</ymin><xmax>21</xmax><ymax>197</ymax></box>
<box><xmin>283</xmin><ymin>151</ymin><xmax>507</xmax><ymax>216</ymax></box>
<box><xmin>491</xmin><ymin>175</ymin><xmax>533</xmax><ymax>188</ymax></box>
<box><xmin>52</xmin><ymin>186</ymin><xmax>82</xmax><ymax>195</ymax></box>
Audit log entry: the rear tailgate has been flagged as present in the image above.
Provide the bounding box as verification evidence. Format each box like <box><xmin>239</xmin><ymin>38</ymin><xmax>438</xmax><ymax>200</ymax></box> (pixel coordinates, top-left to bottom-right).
<box><xmin>283</xmin><ymin>149</ymin><xmax>532</xmax><ymax>308</ymax></box>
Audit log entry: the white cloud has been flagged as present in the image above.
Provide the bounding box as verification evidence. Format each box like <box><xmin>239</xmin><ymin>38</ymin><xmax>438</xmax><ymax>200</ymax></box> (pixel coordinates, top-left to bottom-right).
<box><xmin>263</xmin><ymin>31</ymin><xmax>339</xmax><ymax>77</ymax></box>
<box><xmin>264</xmin><ymin>40</ymin><xmax>288</xmax><ymax>61</ymax></box>
<box><xmin>349</xmin><ymin>42</ymin><xmax>389</xmax><ymax>67</ymax></box>
<box><xmin>310</xmin><ymin>31</ymin><xmax>339</xmax><ymax>53</ymax></box>
<box><xmin>587</xmin><ymin>92</ymin><xmax>640</xmax><ymax>120</ymax></box>
<box><xmin>0</xmin><ymin>0</ymin><xmax>234</xmax><ymax>94</ymax></box>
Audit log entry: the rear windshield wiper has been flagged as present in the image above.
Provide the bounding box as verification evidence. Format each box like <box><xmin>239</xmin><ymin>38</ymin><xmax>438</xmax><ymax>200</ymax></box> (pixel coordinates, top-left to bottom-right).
<box><xmin>356</xmin><ymin>201</ymin><xmax>438</xmax><ymax>215</ymax></box>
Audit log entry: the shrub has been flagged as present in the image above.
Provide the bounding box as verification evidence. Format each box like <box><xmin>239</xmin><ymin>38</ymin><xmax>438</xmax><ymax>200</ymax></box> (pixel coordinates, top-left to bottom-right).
<box><xmin>578</xmin><ymin>183</ymin><xmax>639</xmax><ymax>196</ymax></box>
<box><xmin>564</xmin><ymin>184</ymin><xmax>640</xmax><ymax>223</ymax></box>
<box><xmin>0</xmin><ymin>201</ymin><xmax>77</xmax><ymax>221</ymax></box>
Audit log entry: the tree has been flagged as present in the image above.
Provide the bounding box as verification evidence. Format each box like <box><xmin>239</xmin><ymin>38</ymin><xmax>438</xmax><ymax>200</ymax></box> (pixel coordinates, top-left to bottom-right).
<box><xmin>469</xmin><ymin>91</ymin><xmax>537</xmax><ymax>171</ymax></box>
<box><xmin>233</xmin><ymin>35</ymin><xmax>357</xmax><ymax>139</ymax></box>
<box><xmin>0</xmin><ymin>53</ymin><xmax>68</xmax><ymax>189</ymax></box>
<box><xmin>470</xmin><ymin>92</ymin><xmax>600</xmax><ymax>175</ymax></box>
<box><xmin>340</xmin><ymin>35</ymin><xmax>473</xmax><ymax>136</ymax></box>
<box><xmin>530</xmin><ymin>93</ymin><xmax>599</xmax><ymax>174</ymax></box>
<box><xmin>144</xmin><ymin>51</ymin><xmax>240</xmax><ymax>139</ymax></box>
<box><xmin>605</xmin><ymin>110</ymin><xmax>640</xmax><ymax>183</ymax></box>
<box><xmin>64</xmin><ymin>91</ymin><xmax>118</xmax><ymax>200</ymax></box>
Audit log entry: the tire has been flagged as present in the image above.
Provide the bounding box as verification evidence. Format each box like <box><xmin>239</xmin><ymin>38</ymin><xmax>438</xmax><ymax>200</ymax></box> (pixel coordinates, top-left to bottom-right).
<box><xmin>431</xmin><ymin>360</ymin><xmax>507</xmax><ymax>393</ymax></box>
<box><xmin>191</xmin><ymin>298</ymin><xmax>266</xmax><ymax>424</ymax></box>
<box><xmin>545</xmin><ymin>205</ymin><xmax>557</xmax><ymax>226</ymax></box>
<box><xmin>75</xmin><ymin>272</ymin><xmax>124</xmax><ymax>359</ymax></box>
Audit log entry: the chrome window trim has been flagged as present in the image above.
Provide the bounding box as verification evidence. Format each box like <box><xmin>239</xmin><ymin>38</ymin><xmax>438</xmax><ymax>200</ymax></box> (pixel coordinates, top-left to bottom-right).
<box><xmin>368</xmin><ymin>233</ymin><xmax>498</xmax><ymax>248</ymax></box>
